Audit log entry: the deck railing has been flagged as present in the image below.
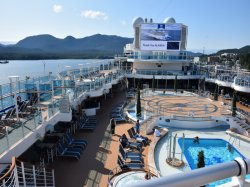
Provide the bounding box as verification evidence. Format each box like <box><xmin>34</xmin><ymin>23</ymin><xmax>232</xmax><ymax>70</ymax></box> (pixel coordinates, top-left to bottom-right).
<box><xmin>130</xmin><ymin>158</ymin><xmax>250</xmax><ymax>187</ymax></box>
<box><xmin>0</xmin><ymin>68</ymin><xmax>124</xmax><ymax>156</ymax></box>
<box><xmin>0</xmin><ymin>157</ymin><xmax>55</xmax><ymax>187</ymax></box>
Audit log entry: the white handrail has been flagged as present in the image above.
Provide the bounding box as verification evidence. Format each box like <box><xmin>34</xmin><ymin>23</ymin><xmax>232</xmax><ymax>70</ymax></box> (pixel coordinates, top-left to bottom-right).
<box><xmin>1</xmin><ymin>158</ymin><xmax>55</xmax><ymax>187</ymax></box>
<box><xmin>130</xmin><ymin>158</ymin><xmax>250</xmax><ymax>187</ymax></box>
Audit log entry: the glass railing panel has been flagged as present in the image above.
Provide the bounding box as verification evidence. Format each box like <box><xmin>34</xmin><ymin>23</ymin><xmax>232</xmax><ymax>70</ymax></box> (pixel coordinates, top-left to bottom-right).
<box><xmin>53</xmin><ymin>80</ymin><xmax>63</xmax><ymax>87</ymax></box>
<box><xmin>18</xmin><ymin>81</ymin><xmax>26</xmax><ymax>92</ymax></box>
<box><xmin>48</xmin><ymin>101</ymin><xmax>60</xmax><ymax>118</ymax></box>
<box><xmin>7</xmin><ymin>121</ymin><xmax>26</xmax><ymax>149</ymax></box>
<box><xmin>0</xmin><ymin>133</ymin><xmax>9</xmax><ymax>155</ymax></box>
<box><xmin>2</xmin><ymin>96</ymin><xmax>14</xmax><ymax>110</ymax></box>
<box><xmin>63</xmin><ymin>80</ymin><xmax>75</xmax><ymax>87</ymax></box>
<box><xmin>40</xmin><ymin>92</ymin><xmax>52</xmax><ymax>102</ymax></box>
<box><xmin>1</xmin><ymin>83</ymin><xmax>11</xmax><ymax>96</ymax></box>
<box><xmin>54</xmin><ymin>88</ymin><xmax>63</xmax><ymax>96</ymax></box>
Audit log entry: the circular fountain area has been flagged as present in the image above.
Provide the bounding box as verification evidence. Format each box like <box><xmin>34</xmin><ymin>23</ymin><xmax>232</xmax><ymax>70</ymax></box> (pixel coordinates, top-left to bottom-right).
<box><xmin>125</xmin><ymin>90</ymin><xmax>229</xmax><ymax>129</ymax></box>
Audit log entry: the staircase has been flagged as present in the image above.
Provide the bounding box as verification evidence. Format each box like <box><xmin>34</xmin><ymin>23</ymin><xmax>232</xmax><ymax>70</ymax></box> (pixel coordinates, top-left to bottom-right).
<box><xmin>0</xmin><ymin>157</ymin><xmax>55</xmax><ymax>187</ymax></box>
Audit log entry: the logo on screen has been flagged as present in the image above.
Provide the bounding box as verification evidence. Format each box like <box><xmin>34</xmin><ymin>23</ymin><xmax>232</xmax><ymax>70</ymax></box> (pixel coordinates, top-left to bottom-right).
<box><xmin>158</xmin><ymin>24</ymin><xmax>165</xmax><ymax>29</ymax></box>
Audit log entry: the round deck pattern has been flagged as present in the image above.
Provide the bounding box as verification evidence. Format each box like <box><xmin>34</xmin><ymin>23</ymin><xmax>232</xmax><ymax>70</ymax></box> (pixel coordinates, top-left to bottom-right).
<box><xmin>142</xmin><ymin>95</ymin><xmax>224</xmax><ymax>117</ymax></box>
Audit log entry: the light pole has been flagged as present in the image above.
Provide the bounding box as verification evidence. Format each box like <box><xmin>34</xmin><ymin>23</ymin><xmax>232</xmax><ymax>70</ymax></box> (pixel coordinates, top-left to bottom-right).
<box><xmin>65</xmin><ymin>66</ymin><xmax>71</xmax><ymax>79</ymax></box>
<box><xmin>78</xmin><ymin>64</ymin><xmax>83</xmax><ymax>78</ymax></box>
<box><xmin>9</xmin><ymin>76</ymin><xmax>20</xmax><ymax>121</ymax></box>
<box><xmin>43</xmin><ymin>61</ymin><xmax>46</xmax><ymax>75</ymax></box>
<box><xmin>86</xmin><ymin>63</ymin><xmax>91</xmax><ymax>77</ymax></box>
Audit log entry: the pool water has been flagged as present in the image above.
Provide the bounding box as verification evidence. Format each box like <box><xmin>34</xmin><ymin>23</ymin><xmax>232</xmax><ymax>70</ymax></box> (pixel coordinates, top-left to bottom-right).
<box><xmin>178</xmin><ymin>138</ymin><xmax>249</xmax><ymax>186</ymax></box>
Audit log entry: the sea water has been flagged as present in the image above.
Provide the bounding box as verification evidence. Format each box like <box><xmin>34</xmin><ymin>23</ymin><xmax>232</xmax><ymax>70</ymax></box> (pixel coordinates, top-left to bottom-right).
<box><xmin>0</xmin><ymin>59</ymin><xmax>112</xmax><ymax>84</ymax></box>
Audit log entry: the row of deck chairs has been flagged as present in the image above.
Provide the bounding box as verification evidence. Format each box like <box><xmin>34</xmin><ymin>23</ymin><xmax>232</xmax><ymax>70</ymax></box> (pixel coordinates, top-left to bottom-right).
<box><xmin>77</xmin><ymin>112</ymin><xmax>97</xmax><ymax>131</ymax></box>
<box><xmin>110</xmin><ymin>101</ymin><xmax>127</xmax><ymax>122</ymax></box>
<box><xmin>37</xmin><ymin>130</ymin><xmax>88</xmax><ymax>161</ymax></box>
<box><xmin>56</xmin><ymin>132</ymin><xmax>88</xmax><ymax>160</ymax></box>
<box><xmin>117</xmin><ymin>143</ymin><xmax>144</xmax><ymax>170</ymax></box>
<box><xmin>239</xmin><ymin>101</ymin><xmax>250</xmax><ymax>108</ymax></box>
<box><xmin>0</xmin><ymin>98</ymin><xmax>39</xmax><ymax>135</ymax></box>
<box><xmin>116</xmin><ymin>125</ymin><xmax>152</xmax><ymax>170</ymax></box>
<box><xmin>237</xmin><ymin>108</ymin><xmax>250</xmax><ymax>120</ymax></box>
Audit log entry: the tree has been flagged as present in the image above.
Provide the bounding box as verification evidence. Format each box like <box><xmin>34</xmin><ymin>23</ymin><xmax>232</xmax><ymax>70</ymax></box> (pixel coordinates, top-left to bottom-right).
<box><xmin>174</xmin><ymin>75</ymin><xmax>178</xmax><ymax>93</ymax></box>
<box><xmin>152</xmin><ymin>75</ymin><xmax>155</xmax><ymax>92</ymax></box>
<box><xmin>136</xmin><ymin>84</ymin><xmax>141</xmax><ymax>117</ymax></box>
<box><xmin>197</xmin><ymin>150</ymin><xmax>205</xmax><ymax>169</ymax></box>
<box><xmin>214</xmin><ymin>85</ymin><xmax>218</xmax><ymax>101</ymax></box>
<box><xmin>232</xmin><ymin>91</ymin><xmax>237</xmax><ymax>117</ymax></box>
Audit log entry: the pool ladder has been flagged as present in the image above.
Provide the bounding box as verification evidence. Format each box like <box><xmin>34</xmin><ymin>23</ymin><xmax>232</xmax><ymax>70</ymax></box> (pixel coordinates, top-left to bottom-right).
<box><xmin>229</xmin><ymin>136</ymin><xmax>240</xmax><ymax>147</ymax></box>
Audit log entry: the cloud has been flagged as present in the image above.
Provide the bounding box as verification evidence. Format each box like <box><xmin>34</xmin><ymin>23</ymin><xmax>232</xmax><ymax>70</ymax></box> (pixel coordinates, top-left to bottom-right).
<box><xmin>121</xmin><ymin>21</ymin><xmax>127</xmax><ymax>26</ymax></box>
<box><xmin>53</xmin><ymin>4</ymin><xmax>63</xmax><ymax>13</ymax></box>
<box><xmin>81</xmin><ymin>10</ymin><xmax>108</xmax><ymax>20</ymax></box>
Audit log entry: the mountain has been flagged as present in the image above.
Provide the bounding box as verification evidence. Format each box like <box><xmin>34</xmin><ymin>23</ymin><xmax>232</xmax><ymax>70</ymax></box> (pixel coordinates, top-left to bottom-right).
<box><xmin>15</xmin><ymin>34</ymin><xmax>133</xmax><ymax>54</ymax></box>
<box><xmin>187</xmin><ymin>51</ymin><xmax>203</xmax><ymax>57</ymax></box>
<box><xmin>216</xmin><ymin>45</ymin><xmax>250</xmax><ymax>54</ymax></box>
<box><xmin>0</xmin><ymin>34</ymin><xmax>133</xmax><ymax>59</ymax></box>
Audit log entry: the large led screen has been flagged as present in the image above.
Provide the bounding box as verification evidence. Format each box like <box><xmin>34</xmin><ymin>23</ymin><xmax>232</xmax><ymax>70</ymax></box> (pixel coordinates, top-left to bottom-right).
<box><xmin>140</xmin><ymin>23</ymin><xmax>181</xmax><ymax>51</ymax></box>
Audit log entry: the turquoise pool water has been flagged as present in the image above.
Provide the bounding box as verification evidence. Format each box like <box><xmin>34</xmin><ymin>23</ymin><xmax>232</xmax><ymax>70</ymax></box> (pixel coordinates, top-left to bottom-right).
<box><xmin>178</xmin><ymin>138</ymin><xmax>249</xmax><ymax>186</ymax></box>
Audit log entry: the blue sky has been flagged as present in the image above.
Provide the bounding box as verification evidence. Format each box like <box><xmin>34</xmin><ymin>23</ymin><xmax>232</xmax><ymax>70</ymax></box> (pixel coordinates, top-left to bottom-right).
<box><xmin>0</xmin><ymin>0</ymin><xmax>249</xmax><ymax>52</ymax></box>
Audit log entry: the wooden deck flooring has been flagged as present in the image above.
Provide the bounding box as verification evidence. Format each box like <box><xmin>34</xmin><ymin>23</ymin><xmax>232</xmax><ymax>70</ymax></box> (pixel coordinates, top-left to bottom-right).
<box><xmin>52</xmin><ymin>89</ymin><xmax>151</xmax><ymax>187</ymax></box>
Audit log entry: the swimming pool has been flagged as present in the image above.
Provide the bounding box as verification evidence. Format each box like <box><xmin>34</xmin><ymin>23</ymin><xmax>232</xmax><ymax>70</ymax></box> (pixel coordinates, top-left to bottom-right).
<box><xmin>178</xmin><ymin>138</ymin><xmax>248</xmax><ymax>186</ymax></box>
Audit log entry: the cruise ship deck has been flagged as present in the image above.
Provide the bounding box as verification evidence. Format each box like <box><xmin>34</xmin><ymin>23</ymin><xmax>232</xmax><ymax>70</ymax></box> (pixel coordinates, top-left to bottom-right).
<box><xmin>1</xmin><ymin>16</ymin><xmax>250</xmax><ymax>187</ymax></box>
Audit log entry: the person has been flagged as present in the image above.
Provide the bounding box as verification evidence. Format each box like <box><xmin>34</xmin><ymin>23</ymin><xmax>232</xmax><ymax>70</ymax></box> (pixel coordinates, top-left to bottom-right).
<box><xmin>193</xmin><ymin>136</ymin><xmax>199</xmax><ymax>144</ymax></box>
<box><xmin>227</xmin><ymin>144</ymin><xmax>233</xmax><ymax>152</ymax></box>
<box><xmin>119</xmin><ymin>135</ymin><xmax>128</xmax><ymax>148</ymax></box>
<box><xmin>154</xmin><ymin>128</ymin><xmax>161</xmax><ymax>137</ymax></box>
<box><xmin>110</xmin><ymin>118</ymin><xmax>116</xmax><ymax>135</ymax></box>
<box><xmin>135</xmin><ymin>120</ymin><xmax>141</xmax><ymax>134</ymax></box>
<box><xmin>145</xmin><ymin>172</ymin><xmax>151</xmax><ymax>180</ymax></box>
<box><xmin>16</xmin><ymin>96</ymin><xmax>23</xmax><ymax>108</ymax></box>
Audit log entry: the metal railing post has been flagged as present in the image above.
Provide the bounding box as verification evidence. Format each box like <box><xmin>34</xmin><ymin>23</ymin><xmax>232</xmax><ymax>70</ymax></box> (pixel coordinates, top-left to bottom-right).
<box><xmin>33</xmin><ymin>165</ymin><xmax>37</xmax><ymax>187</ymax></box>
<box><xmin>21</xmin><ymin>162</ymin><xmax>26</xmax><ymax>186</ymax></box>
<box><xmin>4</xmin><ymin>126</ymin><xmax>10</xmax><ymax>149</ymax></box>
<box><xmin>14</xmin><ymin>166</ymin><xmax>20</xmax><ymax>187</ymax></box>
<box><xmin>3</xmin><ymin>179</ymin><xmax>6</xmax><ymax>187</ymax></box>
<box><xmin>52</xmin><ymin>169</ymin><xmax>55</xmax><ymax>187</ymax></box>
<box><xmin>44</xmin><ymin>167</ymin><xmax>47</xmax><ymax>187</ymax></box>
<box><xmin>21</xmin><ymin>121</ymin><xmax>25</xmax><ymax>137</ymax></box>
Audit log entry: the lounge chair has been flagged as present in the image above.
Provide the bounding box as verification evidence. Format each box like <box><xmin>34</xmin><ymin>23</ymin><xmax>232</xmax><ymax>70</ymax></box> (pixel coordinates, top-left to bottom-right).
<box><xmin>79</xmin><ymin>119</ymin><xmax>96</xmax><ymax>131</ymax></box>
<box><xmin>113</xmin><ymin>115</ymin><xmax>126</xmax><ymax>122</ymax></box>
<box><xmin>65</xmin><ymin>133</ymin><xmax>88</xmax><ymax>145</ymax></box>
<box><xmin>56</xmin><ymin>142</ymin><xmax>81</xmax><ymax>160</ymax></box>
<box><xmin>117</xmin><ymin>155</ymin><xmax>144</xmax><ymax>170</ymax></box>
<box><xmin>65</xmin><ymin>133</ymin><xmax>88</xmax><ymax>150</ymax></box>
<box><xmin>130</xmin><ymin>127</ymin><xmax>149</xmax><ymax>142</ymax></box>
<box><xmin>119</xmin><ymin>134</ymin><xmax>142</xmax><ymax>151</ymax></box>
<box><xmin>82</xmin><ymin>112</ymin><xmax>97</xmax><ymax>123</ymax></box>
<box><xmin>119</xmin><ymin>146</ymin><xmax>143</xmax><ymax>163</ymax></box>
<box><xmin>119</xmin><ymin>145</ymin><xmax>142</xmax><ymax>158</ymax></box>
<box><xmin>127</xmin><ymin>129</ymin><xmax>147</xmax><ymax>146</ymax></box>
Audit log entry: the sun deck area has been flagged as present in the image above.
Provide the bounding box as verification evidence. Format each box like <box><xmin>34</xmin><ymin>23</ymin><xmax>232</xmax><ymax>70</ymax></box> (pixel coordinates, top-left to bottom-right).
<box><xmin>43</xmin><ymin>91</ymin><xmax>250</xmax><ymax>187</ymax></box>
